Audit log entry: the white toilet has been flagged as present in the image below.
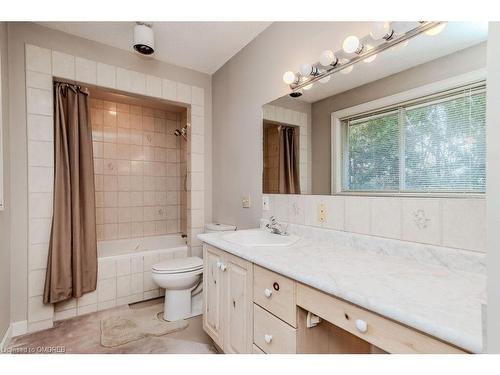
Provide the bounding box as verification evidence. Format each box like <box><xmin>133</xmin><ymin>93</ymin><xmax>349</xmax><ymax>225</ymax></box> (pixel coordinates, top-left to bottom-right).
<box><xmin>152</xmin><ymin>223</ymin><xmax>236</xmax><ymax>322</ymax></box>
<box><xmin>152</xmin><ymin>257</ymin><xmax>203</xmax><ymax>322</ymax></box>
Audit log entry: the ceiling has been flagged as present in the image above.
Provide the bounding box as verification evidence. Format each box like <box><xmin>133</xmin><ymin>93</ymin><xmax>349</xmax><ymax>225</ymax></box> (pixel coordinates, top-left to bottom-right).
<box><xmin>275</xmin><ymin>22</ymin><xmax>488</xmax><ymax>104</ymax></box>
<box><xmin>37</xmin><ymin>22</ymin><xmax>272</xmax><ymax>74</ymax></box>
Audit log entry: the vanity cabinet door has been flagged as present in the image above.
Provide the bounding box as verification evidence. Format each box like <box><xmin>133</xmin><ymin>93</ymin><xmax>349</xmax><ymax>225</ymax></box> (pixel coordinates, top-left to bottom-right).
<box><xmin>223</xmin><ymin>253</ymin><xmax>254</xmax><ymax>354</ymax></box>
<box><xmin>203</xmin><ymin>245</ymin><xmax>225</xmax><ymax>348</ymax></box>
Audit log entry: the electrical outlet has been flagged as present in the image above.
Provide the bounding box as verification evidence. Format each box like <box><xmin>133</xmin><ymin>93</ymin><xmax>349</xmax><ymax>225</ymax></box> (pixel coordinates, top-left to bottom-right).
<box><xmin>318</xmin><ymin>203</ymin><xmax>327</xmax><ymax>223</ymax></box>
<box><xmin>242</xmin><ymin>195</ymin><xmax>251</xmax><ymax>208</ymax></box>
<box><xmin>262</xmin><ymin>196</ymin><xmax>270</xmax><ymax>211</ymax></box>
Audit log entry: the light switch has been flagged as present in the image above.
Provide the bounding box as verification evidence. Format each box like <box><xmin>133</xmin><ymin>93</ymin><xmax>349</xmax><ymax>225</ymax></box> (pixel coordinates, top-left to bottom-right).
<box><xmin>318</xmin><ymin>203</ymin><xmax>327</xmax><ymax>223</ymax></box>
<box><xmin>242</xmin><ymin>195</ymin><xmax>251</xmax><ymax>208</ymax></box>
<box><xmin>262</xmin><ymin>196</ymin><xmax>270</xmax><ymax>211</ymax></box>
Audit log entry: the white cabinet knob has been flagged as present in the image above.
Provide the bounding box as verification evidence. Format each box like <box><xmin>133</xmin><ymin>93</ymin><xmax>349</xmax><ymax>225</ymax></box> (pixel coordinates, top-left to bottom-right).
<box><xmin>264</xmin><ymin>288</ymin><xmax>273</xmax><ymax>298</ymax></box>
<box><xmin>264</xmin><ymin>334</ymin><xmax>273</xmax><ymax>344</ymax></box>
<box><xmin>219</xmin><ymin>263</ymin><xmax>227</xmax><ymax>272</ymax></box>
<box><xmin>355</xmin><ymin>319</ymin><xmax>368</xmax><ymax>333</ymax></box>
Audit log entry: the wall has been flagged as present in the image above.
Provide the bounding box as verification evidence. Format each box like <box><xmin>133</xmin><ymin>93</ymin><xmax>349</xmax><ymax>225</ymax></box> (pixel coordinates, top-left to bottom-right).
<box><xmin>213</xmin><ymin>22</ymin><xmax>383</xmax><ymax>229</ymax></box>
<box><xmin>486</xmin><ymin>22</ymin><xmax>500</xmax><ymax>353</ymax></box>
<box><xmin>0</xmin><ymin>22</ymin><xmax>11</xmax><ymax>343</ymax></box>
<box><xmin>90</xmin><ymin>97</ymin><xmax>184</xmax><ymax>240</ymax></box>
<box><xmin>6</xmin><ymin>22</ymin><xmax>212</xmax><ymax>331</ymax></box>
<box><xmin>310</xmin><ymin>42</ymin><xmax>487</xmax><ymax>194</ymax></box>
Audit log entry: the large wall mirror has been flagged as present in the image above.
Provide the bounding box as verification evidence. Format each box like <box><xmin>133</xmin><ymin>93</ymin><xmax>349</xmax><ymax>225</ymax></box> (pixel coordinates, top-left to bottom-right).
<box><xmin>262</xmin><ymin>22</ymin><xmax>488</xmax><ymax>196</ymax></box>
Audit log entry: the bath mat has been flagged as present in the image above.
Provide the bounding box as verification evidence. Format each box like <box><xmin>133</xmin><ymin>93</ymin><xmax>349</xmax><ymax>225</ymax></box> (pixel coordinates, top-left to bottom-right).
<box><xmin>100</xmin><ymin>304</ymin><xmax>189</xmax><ymax>348</ymax></box>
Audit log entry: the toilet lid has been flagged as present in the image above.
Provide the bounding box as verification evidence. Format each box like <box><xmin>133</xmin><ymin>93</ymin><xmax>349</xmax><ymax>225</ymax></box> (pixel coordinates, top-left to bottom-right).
<box><xmin>152</xmin><ymin>256</ymin><xmax>203</xmax><ymax>273</ymax></box>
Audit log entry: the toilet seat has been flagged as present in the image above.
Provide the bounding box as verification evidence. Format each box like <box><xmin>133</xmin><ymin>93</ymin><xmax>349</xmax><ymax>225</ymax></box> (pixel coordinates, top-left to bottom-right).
<box><xmin>152</xmin><ymin>256</ymin><xmax>203</xmax><ymax>274</ymax></box>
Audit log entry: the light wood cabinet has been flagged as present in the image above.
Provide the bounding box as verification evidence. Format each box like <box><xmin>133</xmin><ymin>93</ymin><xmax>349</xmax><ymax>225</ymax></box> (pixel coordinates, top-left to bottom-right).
<box><xmin>203</xmin><ymin>245</ymin><xmax>225</xmax><ymax>348</ymax></box>
<box><xmin>203</xmin><ymin>245</ymin><xmax>253</xmax><ymax>353</ymax></box>
<box><xmin>203</xmin><ymin>244</ymin><xmax>468</xmax><ymax>355</ymax></box>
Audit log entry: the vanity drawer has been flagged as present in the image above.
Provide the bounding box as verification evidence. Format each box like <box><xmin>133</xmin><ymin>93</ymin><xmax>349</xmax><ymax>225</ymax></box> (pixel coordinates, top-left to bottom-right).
<box><xmin>296</xmin><ymin>283</ymin><xmax>467</xmax><ymax>354</ymax></box>
<box><xmin>253</xmin><ymin>304</ymin><xmax>297</xmax><ymax>354</ymax></box>
<box><xmin>253</xmin><ymin>265</ymin><xmax>297</xmax><ymax>327</ymax></box>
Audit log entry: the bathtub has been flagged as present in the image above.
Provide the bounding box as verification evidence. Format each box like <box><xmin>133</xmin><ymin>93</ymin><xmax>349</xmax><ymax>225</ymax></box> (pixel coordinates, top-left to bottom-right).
<box><xmin>98</xmin><ymin>234</ymin><xmax>187</xmax><ymax>258</ymax></box>
<box><xmin>54</xmin><ymin>235</ymin><xmax>190</xmax><ymax>321</ymax></box>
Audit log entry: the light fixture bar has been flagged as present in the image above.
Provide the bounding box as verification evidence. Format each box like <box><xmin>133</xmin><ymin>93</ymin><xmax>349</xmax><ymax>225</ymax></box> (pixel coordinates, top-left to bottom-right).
<box><xmin>290</xmin><ymin>21</ymin><xmax>443</xmax><ymax>91</ymax></box>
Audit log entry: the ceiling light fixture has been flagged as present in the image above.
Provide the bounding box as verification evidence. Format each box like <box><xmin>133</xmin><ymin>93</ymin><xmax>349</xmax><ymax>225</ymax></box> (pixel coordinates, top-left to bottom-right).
<box><xmin>283</xmin><ymin>21</ymin><xmax>444</xmax><ymax>94</ymax></box>
<box><xmin>370</xmin><ymin>22</ymin><xmax>394</xmax><ymax>40</ymax></box>
<box><xmin>342</xmin><ymin>35</ymin><xmax>364</xmax><ymax>54</ymax></box>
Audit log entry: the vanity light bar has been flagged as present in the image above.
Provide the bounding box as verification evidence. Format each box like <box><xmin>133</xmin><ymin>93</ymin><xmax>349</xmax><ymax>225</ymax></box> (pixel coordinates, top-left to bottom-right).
<box><xmin>289</xmin><ymin>21</ymin><xmax>444</xmax><ymax>92</ymax></box>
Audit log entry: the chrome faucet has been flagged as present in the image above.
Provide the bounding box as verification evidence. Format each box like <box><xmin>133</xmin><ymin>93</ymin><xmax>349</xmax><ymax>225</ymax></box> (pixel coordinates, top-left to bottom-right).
<box><xmin>266</xmin><ymin>216</ymin><xmax>288</xmax><ymax>235</ymax></box>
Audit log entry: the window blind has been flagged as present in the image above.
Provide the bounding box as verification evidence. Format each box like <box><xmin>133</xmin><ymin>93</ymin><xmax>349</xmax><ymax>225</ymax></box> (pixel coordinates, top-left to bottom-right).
<box><xmin>341</xmin><ymin>82</ymin><xmax>486</xmax><ymax>194</ymax></box>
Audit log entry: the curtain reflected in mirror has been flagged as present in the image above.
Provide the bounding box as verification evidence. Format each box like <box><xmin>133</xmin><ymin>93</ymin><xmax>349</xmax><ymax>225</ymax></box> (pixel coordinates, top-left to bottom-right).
<box><xmin>263</xmin><ymin>122</ymin><xmax>300</xmax><ymax>194</ymax></box>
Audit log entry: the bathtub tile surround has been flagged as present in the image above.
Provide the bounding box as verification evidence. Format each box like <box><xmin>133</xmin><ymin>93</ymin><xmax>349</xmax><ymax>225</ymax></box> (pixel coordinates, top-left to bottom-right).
<box><xmin>23</xmin><ymin>43</ymin><xmax>206</xmax><ymax>335</ymax></box>
<box><xmin>53</xmin><ymin>237</ymin><xmax>188</xmax><ymax>321</ymax></box>
<box><xmin>264</xmin><ymin>194</ymin><xmax>486</xmax><ymax>253</ymax></box>
<box><xmin>91</xmin><ymin>98</ymin><xmax>183</xmax><ymax>241</ymax></box>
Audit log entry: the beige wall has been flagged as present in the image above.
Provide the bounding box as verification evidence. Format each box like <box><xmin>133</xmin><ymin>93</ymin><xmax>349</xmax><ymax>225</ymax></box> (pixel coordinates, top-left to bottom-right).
<box><xmin>310</xmin><ymin>42</ymin><xmax>487</xmax><ymax>195</ymax></box>
<box><xmin>0</xmin><ymin>22</ymin><xmax>11</xmax><ymax>340</ymax></box>
<box><xmin>6</xmin><ymin>22</ymin><xmax>213</xmax><ymax>325</ymax></box>
<box><xmin>212</xmin><ymin>22</ymin><xmax>373</xmax><ymax>228</ymax></box>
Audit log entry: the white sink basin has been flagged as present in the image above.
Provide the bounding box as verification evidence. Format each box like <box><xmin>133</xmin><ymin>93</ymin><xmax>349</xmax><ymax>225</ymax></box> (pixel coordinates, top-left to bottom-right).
<box><xmin>223</xmin><ymin>229</ymin><xmax>300</xmax><ymax>247</ymax></box>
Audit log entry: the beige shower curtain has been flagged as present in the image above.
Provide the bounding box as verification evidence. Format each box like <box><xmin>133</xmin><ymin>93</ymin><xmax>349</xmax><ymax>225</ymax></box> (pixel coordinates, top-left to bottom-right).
<box><xmin>279</xmin><ymin>126</ymin><xmax>301</xmax><ymax>194</ymax></box>
<box><xmin>44</xmin><ymin>82</ymin><xmax>97</xmax><ymax>304</ymax></box>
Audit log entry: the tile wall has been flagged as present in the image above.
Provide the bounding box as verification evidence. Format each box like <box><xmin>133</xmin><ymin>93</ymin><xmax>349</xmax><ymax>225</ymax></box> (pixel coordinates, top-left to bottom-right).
<box><xmin>91</xmin><ymin>98</ymin><xmax>184</xmax><ymax>240</ymax></box>
<box><xmin>263</xmin><ymin>194</ymin><xmax>486</xmax><ymax>252</ymax></box>
<box><xmin>53</xmin><ymin>247</ymin><xmax>187</xmax><ymax>321</ymax></box>
<box><xmin>24</xmin><ymin>43</ymin><xmax>206</xmax><ymax>334</ymax></box>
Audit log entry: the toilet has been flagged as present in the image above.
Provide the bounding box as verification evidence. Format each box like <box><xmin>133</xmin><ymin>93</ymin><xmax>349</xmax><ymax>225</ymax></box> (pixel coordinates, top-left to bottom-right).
<box><xmin>152</xmin><ymin>223</ymin><xmax>236</xmax><ymax>321</ymax></box>
<box><xmin>152</xmin><ymin>257</ymin><xmax>204</xmax><ymax>321</ymax></box>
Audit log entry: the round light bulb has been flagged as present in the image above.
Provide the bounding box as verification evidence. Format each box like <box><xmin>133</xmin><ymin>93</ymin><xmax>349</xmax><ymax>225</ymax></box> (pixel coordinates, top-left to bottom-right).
<box><xmin>343</xmin><ymin>35</ymin><xmax>363</xmax><ymax>54</ymax></box>
<box><xmin>363</xmin><ymin>45</ymin><xmax>377</xmax><ymax>63</ymax></box>
<box><xmin>283</xmin><ymin>71</ymin><xmax>296</xmax><ymax>85</ymax></box>
<box><xmin>424</xmin><ymin>23</ymin><xmax>447</xmax><ymax>36</ymax></box>
<box><xmin>319</xmin><ymin>50</ymin><xmax>338</xmax><ymax>66</ymax></box>
<box><xmin>370</xmin><ymin>22</ymin><xmax>392</xmax><ymax>40</ymax></box>
<box><xmin>319</xmin><ymin>75</ymin><xmax>331</xmax><ymax>84</ymax></box>
<box><xmin>339</xmin><ymin>59</ymin><xmax>354</xmax><ymax>75</ymax></box>
<box><xmin>300</xmin><ymin>63</ymin><xmax>313</xmax><ymax>77</ymax></box>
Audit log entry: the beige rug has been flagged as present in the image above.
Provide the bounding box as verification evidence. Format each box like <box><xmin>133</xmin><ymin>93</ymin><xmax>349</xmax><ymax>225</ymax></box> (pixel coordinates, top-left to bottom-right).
<box><xmin>100</xmin><ymin>304</ymin><xmax>189</xmax><ymax>348</ymax></box>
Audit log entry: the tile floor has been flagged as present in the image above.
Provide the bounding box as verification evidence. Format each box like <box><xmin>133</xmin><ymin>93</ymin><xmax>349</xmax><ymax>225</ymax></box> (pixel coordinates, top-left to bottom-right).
<box><xmin>6</xmin><ymin>298</ymin><xmax>217</xmax><ymax>354</ymax></box>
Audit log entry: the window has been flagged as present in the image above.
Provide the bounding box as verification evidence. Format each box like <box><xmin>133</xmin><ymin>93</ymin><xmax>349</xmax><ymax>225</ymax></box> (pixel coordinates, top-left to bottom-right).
<box><xmin>341</xmin><ymin>82</ymin><xmax>486</xmax><ymax>194</ymax></box>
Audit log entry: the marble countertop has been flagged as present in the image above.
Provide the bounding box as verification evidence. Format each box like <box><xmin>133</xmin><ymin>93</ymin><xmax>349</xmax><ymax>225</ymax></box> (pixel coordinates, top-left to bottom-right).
<box><xmin>198</xmin><ymin>229</ymin><xmax>486</xmax><ymax>353</ymax></box>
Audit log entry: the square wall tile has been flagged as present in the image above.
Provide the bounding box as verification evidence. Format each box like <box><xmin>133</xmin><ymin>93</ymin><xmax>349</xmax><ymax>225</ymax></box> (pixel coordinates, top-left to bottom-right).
<box><xmin>29</xmin><ymin>269</ymin><xmax>46</xmax><ymax>297</ymax></box>
<box><xmin>288</xmin><ymin>195</ymin><xmax>305</xmax><ymax>225</ymax></box>
<box><xmin>29</xmin><ymin>192</ymin><xmax>53</xmax><ymax>218</ymax></box>
<box><xmin>322</xmin><ymin>196</ymin><xmax>345</xmax><ymax>231</ymax></box>
<box><xmin>402</xmin><ymin>198</ymin><xmax>441</xmax><ymax>246</ymax></box>
<box><xmin>26</xmin><ymin>44</ymin><xmax>51</xmax><ymax>74</ymax></box>
<box><xmin>97</xmin><ymin>63</ymin><xmax>116</xmax><ymax>88</ymax></box>
<box><xmin>162</xmin><ymin>79</ymin><xmax>177</xmax><ymax>101</ymax></box>
<box><xmin>28</xmin><ymin>141</ymin><xmax>53</xmax><ymax>167</ymax></box>
<box><xmin>191</xmin><ymin>86</ymin><xmax>204</xmax><ymax>106</ymax></box>
<box><xmin>26</xmin><ymin>71</ymin><xmax>52</xmax><ymax>90</ymax></box>
<box><xmin>28</xmin><ymin>296</ymin><xmax>54</xmax><ymax>322</ymax></box>
<box><xmin>116</xmin><ymin>68</ymin><xmax>131</xmax><ymax>92</ymax></box>
<box><xmin>97</xmin><ymin>278</ymin><xmax>116</xmax><ymax>302</ymax></box>
<box><xmin>75</xmin><ymin>57</ymin><xmax>97</xmax><ymax>84</ymax></box>
<box><xmin>176</xmin><ymin>83</ymin><xmax>192</xmax><ymax>103</ymax></box>
<box><xmin>370</xmin><ymin>197</ymin><xmax>402</xmax><ymax>239</ymax></box>
<box><xmin>442</xmin><ymin>199</ymin><xmax>486</xmax><ymax>252</ymax></box>
<box><xmin>52</xmin><ymin>50</ymin><xmax>75</xmax><ymax>79</ymax></box>
<box><xmin>146</xmin><ymin>75</ymin><xmax>162</xmax><ymax>97</ymax></box>
<box><xmin>29</xmin><ymin>243</ymin><xmax>49</xmax><ymax>271</ymax></box>
<box><xmin>28</xmin><ymin>114</ymin><xmax>53</xmax><ymax>142</ymax></box>
<box><xmin>27</xmin><ymin>88</ymin><xmax>52</xmax><ymax>115</ymax></box>
<box><xmin>29</xmin><ymin>218</ymin><xmax>52</xmax><ymax>244</ymax></box>
<box><xmin>344</xmin><ymin>197</ymin><xmax>371</xmax><ymax>234</ymax></box>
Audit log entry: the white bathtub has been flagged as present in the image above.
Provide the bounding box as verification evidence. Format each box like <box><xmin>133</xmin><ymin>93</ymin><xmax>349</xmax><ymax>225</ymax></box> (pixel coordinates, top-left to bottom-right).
<box><xmin>54</xmin><ymin>235</ymin><xmax>190</xmax><ymax>321</ymax></box>
<box><xmin>98</xmin><ymin>234</ymin><xmax>187</xmax><ymax>258</ymax></box>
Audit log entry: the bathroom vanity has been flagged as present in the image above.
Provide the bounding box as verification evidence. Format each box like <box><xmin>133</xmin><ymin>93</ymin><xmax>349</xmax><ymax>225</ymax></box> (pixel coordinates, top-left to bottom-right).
<box><xmin>199</xmin><ymin>227</ymin><xmax>485</xmax><ymax>354</ymax></box>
